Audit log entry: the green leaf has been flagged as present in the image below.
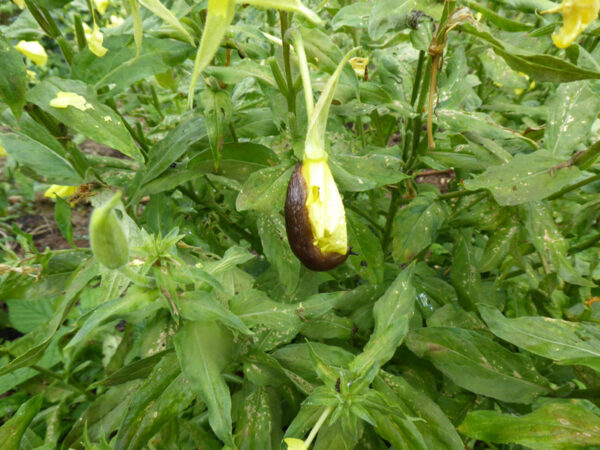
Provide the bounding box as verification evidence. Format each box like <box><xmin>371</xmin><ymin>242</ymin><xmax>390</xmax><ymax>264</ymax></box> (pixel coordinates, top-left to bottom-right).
<box><xmin>258</xmin><ymin>214</ymin><xmax>300</xmax><ymax>294</ymax></box>
<box><xmin>450</xmin><ymin>231</ymin><xmax>486</xmax><ymax>311</ymax></box>
<box><xmin>375</xmin><ymin>372</ymin><xmax>464</xmax><ymax>450</ymax></box>
<box><xmin>463</xmin><ymin>23</ymin><xmax>600</xmax><ymax>83</ymax></box>
<box><xmin>114</xmin><ymin>353</ymin><xmax>180</xmax><ymax>450</ymax></box>
<box><xmin>6</xmin><ymin>297</ymin><xmax>54</xmax><ymax>334</ymax></box>
<box><xmin>240</xmin><ymin>0</ymin><xmax>322</xmax><ymax>24</ymax></box>
<box><xmin>65</xmin><ymin>288</ymin><xmax>161</xmax><ymax>351</ymax></box>
<box><xmin>479</xmin><ymin>216</ymin><xmax>520</xmax><ymax>272</ymax></box>
<box><xmin>0</xmin><ymin>260</ymin><xmax>98</xmax><ymax>376</ymax></box>
<box><xmin>174</xmin><ymin>320</ymin><xmax>234</xmax><ymax>447</ymax></box>
<box><xmin>463</xmin><ymin>150</ymin><xmax>582</xmax><ymax>205</ymax></box>
<box><xmin>0</xmin><ymin>395</ymin><xmax>42</xmax><ymax>450</ymax></box>
<box><xmin>369</xmin><ymin>0</ymin><xmax>415</xmax><ymax>40</ymax></box>
<box><xmin>329</xmin><ymin>153</ymin><xmax>409</xmax><ymax>192</ymax></box>
<box><xmin>520</xmin><ymin>202</ymin><xmax>595</xmax><ymax>287</ymax></box>
<box><xmin>204</xmin><ymin>60</ymin><xmax>277</xmax><ymax>87</ymax></box>
<box><xmin>236</xmin><ymin>164</ymin><xmax>294</xmax><ymax>213</ymax></box>
<box><xmin>71</xmin><ymin>36</ymin><xmax>193</xmax><ymax>94</ymax></box>
<box><xmin>332</xmin><ymin>2</ymin><xmax>372</xmax><ymax>30</ymax></box>
<box><xmin>479</xmin><ymin>304</ymin><xmax>600</xmax><ymax>372</ymax></box>
<box><xmin>0</xmin><ymin>33</ymin><xmax>27</xmax><ymax>119</ymax></box>
<box><xmin>392</xmin><ymin>193</ymin><xmax>447</xmax><ymax>264</ymax></box>
<box><xmin>27</xmin><ymin>77</ymin><xmax>142</xmax><ymax>162</ymax></box>
<box><xmin>459</xmin><ymin>401</ymin><xmax>600</xmax><ymax>449</ymax></box>
<box><xmin>406</xmin><ymin>327</ymin><xmax>552</xmax><ymax>403</ymax></box>
<box><xmin>177</xmin><ymin>291</ymin><xmax>253</xmax><ymax>335</ymax></box>
<box><xmin>138</xmin><ymin>0</ymin><xmax>195</xmax><ymax>46</ymax></box>
<box><xmin>350</xmin><ymin>266</ymin><xmax>415</xmax><ymax>376</ymax></box>
<box><xmin>201</xmin><ymin>89</ymin><xmax>233</xmax><ymax>170</ymax></box>
<box><xmin>346</xmin><ymin>210</ymin><xmax>383</xmax><ymax>284</ymax></box>
<box><xmin>545</xmin><ymin>81</ymin><xmax>600</xmax><ymax>159</ymax></box>
<box><xmin>188</xmin><ymin>0</ymin><xmax>235</xmax><ymax>108</ymax></box>
<box><xmin>0</xmin><ymin>133</ymin><xmax>82</xmax><ymax>185</ymax></box>
<box><xmin>55</xmin><ymin>196</ymin><xmax>74</xmax><ymax>246</ymax></box>
<box><xmin>234</xmin><ymin>385</ymin><xmax>275</xmax><ymax>450</ymax></box>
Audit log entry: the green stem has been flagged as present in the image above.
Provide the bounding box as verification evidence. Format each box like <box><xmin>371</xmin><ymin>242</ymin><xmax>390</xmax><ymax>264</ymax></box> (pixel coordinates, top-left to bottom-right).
<box><xmin>438</xmin><ymin>188</ymin><xmax>484</xmax><ymax>200</ymax></box>
<box><xmin>546</xmin><ymin>173</ymin><xmax>600</xmax><ymax>200</ymax></box>
<box><xmin>290</xmin><ymin>30</ymin><xmax>314</xmax><ymax>120</ymax></box>
<box><xmin>305</xmin><ymin>406</ymin><xmax>332</xmax><ymax>448</ymax></box>
<box><xmin>119</xmin><ymin>265</ymin><xmax>155</xmax><ymax>288</ymax></box>
<box><xmin>32</xmin><ymin>365</ymin><xmax>93</xmax><ymax>399</ymax></box>
<box><xmin>280</xmin><ymin>11</ymin><xmax>297</xmax><ymax>137</ymax></box>
<box><xmin>407</xmin><ymin>59</ymin><xmax>432</xmax><ymax>168</ymax></box>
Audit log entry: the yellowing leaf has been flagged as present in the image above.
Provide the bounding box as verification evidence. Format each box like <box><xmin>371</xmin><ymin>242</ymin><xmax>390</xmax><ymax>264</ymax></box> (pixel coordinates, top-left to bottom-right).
<box><xmin>15</xmin><ymin>41</ymin><xmax>47</xmax><ymax>67</ymax></box>
<box><xmin>50</xmin><ymin>92</ymin><xmax>94</xmax><ymax>111</ymax></box>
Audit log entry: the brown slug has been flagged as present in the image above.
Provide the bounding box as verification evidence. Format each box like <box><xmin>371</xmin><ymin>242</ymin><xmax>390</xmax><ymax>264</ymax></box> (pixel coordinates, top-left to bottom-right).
<box><xmin>285</xmin><ymin>163</ymin><xmax>349</xmax><ymax>271</ymax></box>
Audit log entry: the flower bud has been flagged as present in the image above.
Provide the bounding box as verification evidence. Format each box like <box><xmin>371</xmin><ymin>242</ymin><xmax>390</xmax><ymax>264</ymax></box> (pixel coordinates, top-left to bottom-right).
<box><xmin>285</xmin><ymin>159</ymin><xmax>349</xmax><ymax>271</ymax></box>
<box><xmin>89</xmin><ymin>192</ymin><xmax>129</xmax><ymax>269</ymax></box>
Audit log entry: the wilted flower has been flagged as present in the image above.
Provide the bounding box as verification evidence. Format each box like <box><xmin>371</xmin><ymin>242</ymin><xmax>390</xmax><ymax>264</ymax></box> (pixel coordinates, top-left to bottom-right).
<box><xmin>349</xmin><ymin>57</ymin><xmax>369</xmax><ymax>78</ymax></box>
<box><xmin>44</xmin><ymin>185</ymin><xmax>78</xmax><ymax>199</ymax></box>
<box><xmin>87</xmin><ymin>23</ymin><xmax>108</xmax><ymax>57</ymax></box>
<box><xmin>15</xmin><ymin>41</ymin><xmax>47</xmax><ymax>67</ymax></box>
<box><xmin>542</xmin><ymin>0</ymin><xmax>600</xmax><ymax>48</ymax></box>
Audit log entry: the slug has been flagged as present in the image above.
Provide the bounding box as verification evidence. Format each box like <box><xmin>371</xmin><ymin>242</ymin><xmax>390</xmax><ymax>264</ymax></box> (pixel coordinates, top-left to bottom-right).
<box><xmin>285</xmin><ymin>163</ymin><xmax>349</xmax><ymax>271</ymax></box>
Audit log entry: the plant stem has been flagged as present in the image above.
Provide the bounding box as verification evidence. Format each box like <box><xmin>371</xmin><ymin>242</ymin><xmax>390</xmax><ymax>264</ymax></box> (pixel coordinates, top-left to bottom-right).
<box><xmin>119</xmin><ymin>265</ymin><xmax>155</xmax><ymax>288</ymax></box>
<box><xmin>546</xmin><ymin>173</ymin><xmax>600</xmax><ymax>200</ymax></box>
<box><xmin>402</xmin><ymin>50</ymin><xmax>425</xmax><ymax>162</ymax></box>
<box><xmin>305</xmin><ymin>406</ymin><xmax>332</xmax><ymax>448</ymax></box>
<box><xmin>280</xmin><ymin>11</ymin><xmax>297</xmax><ymax>137</ymax></box>
<box><xmin>290</xmin><ymin>30</ymin><xmax>314</xmax><ymax>119</ymax></box>
<box><xmin>438</xmin><ymin>188</ymin><xmax>484</xmax><ymax>200</ymax></box>
<box><xmin>32</xmin><ymin>365</ymin><xmax>93</xmax><ymax>399</ymax></box>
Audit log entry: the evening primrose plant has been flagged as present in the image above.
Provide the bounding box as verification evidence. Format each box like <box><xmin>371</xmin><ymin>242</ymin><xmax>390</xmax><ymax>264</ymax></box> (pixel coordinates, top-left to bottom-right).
<box><xmin>3</xmin><ymin>1</ymin><xmax>600</xmax><ymax>449</ymax></box>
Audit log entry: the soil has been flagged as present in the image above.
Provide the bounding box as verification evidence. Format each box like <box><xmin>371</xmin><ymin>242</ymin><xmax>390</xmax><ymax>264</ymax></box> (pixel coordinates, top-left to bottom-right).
<box><xmin>1</xmin><ymin>139</ymin><xmax>120</xmax><ymax>254</ymax></box>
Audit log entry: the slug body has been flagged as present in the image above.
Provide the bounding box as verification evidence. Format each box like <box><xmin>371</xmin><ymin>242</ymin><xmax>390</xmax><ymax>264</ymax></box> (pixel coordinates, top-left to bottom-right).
<box><xmin>285</xmin><ymin>163</ymin><xmax>349</xmax><ymax>271</ymax></box>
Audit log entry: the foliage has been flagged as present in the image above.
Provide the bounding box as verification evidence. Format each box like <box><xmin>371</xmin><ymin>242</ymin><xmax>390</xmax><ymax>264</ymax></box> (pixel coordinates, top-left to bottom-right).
<box><xmin>1</xmin><ymin>0</ymin><xmax>600</xmax><ymax>449</ymax></box>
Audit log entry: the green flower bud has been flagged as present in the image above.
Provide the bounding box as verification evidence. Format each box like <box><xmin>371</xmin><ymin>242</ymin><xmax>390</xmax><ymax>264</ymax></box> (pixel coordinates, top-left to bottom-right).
<box><xmin>89</xmin><ymin>191</ymin><xmax>129</xmax><ymax>269</ymax></box>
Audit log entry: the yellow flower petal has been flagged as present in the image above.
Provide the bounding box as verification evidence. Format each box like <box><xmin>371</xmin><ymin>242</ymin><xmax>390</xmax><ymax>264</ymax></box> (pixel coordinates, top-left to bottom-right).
<box><xmin>302</xmin><ymin>158</ymin><xmax>348</xmax><ymax>255</ymax></box>
<box><xmin>50</xmin><ymin>92</ymin><xmax>94</xmax><ymax>111</ymax></box>
<box><xmin>542</xmin><ymin>0</ymin><xmax>600</xmax><ymax>48</ymax></box>
<box><xmin>44</xmin><ymin>185</ymin><xmax>78</xmax><ymax>199</ymax></box>
<box><xmin>15</xmin><ymin>41</ymin><xmax>47</xmax><ymax>67</ymax></box>
<box><xmin>87</xmin><ymin>24</ymin><xmax>108</xmax><ymax>57</ymax></box>
<box><xmin>284</xmin><ymin>438</ymin><xmax>308</xmax><ymax>450</ymax></box>
<box><xmin>13</xmin><ymin>0</ymin><xmax>25</xmax><ymax>9</ymax></box>
<box><xmin>0</xmin><ymin>145</ymin><xmax>7</xmax><ymax>158</ymax></box>
<box><xmin>93</xmin><ymin>0</ymin><xmax>110</xmax><ymax>15</ymax></box>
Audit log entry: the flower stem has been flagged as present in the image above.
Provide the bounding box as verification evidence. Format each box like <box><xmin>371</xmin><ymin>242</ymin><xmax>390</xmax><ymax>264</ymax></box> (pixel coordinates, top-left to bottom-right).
<box><xmin>305</xmin><ymin>406</ymin><xmax>332</xmax><ymax>448</ymax></box>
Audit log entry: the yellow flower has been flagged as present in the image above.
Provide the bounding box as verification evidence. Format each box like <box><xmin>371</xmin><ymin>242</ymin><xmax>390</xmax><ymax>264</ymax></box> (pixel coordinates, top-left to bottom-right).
<box><xmin>542</xmin><ymin>0</ymin><xmax>600</xmax><ymax>48</ymax></box>
<box><xmin>0</xmin><ymin>145</ymin><xmax>7</xmax><ymax>157</ymax></box>
<box><xmin>50</xmin><ymin>92</ymin><xmax>93</xmax><ymax>111</ymax></box>
<box><xmin>87</xmin><ymin>24</ymin><xmax>108</xmax><ymax>57</ymax></box>
<box><xmin>302</xmin><ymin>158</ymin><xmax>348</xmax><ymax>255</ymax></box>
<box><xmin>13</xmin><ymin>0</ymin><xmax>25</xmax><ymax>9</ymax></box>
<box><xmin>349</xmin><ymin>57</ymin><xmax>369</xmax><ymax>78</ymax></box>
<box><xmin>284</xmin><ymin>438</ymin><xmax>308</xmax><ymax>450</ymax></box>
<box><xmin>44</xmin><ymin>185</ymin><xmax>78</xmax><ymax>199</ymax></box>
<box><xmin>93</xmin><ymin>0</ymin><xmax>109</xmax><ymax>15</ymax></box>
<box><xmin>15</xmin><ymin>41</ymin><xmax>47</xmax><ymax>67</ymax></box>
